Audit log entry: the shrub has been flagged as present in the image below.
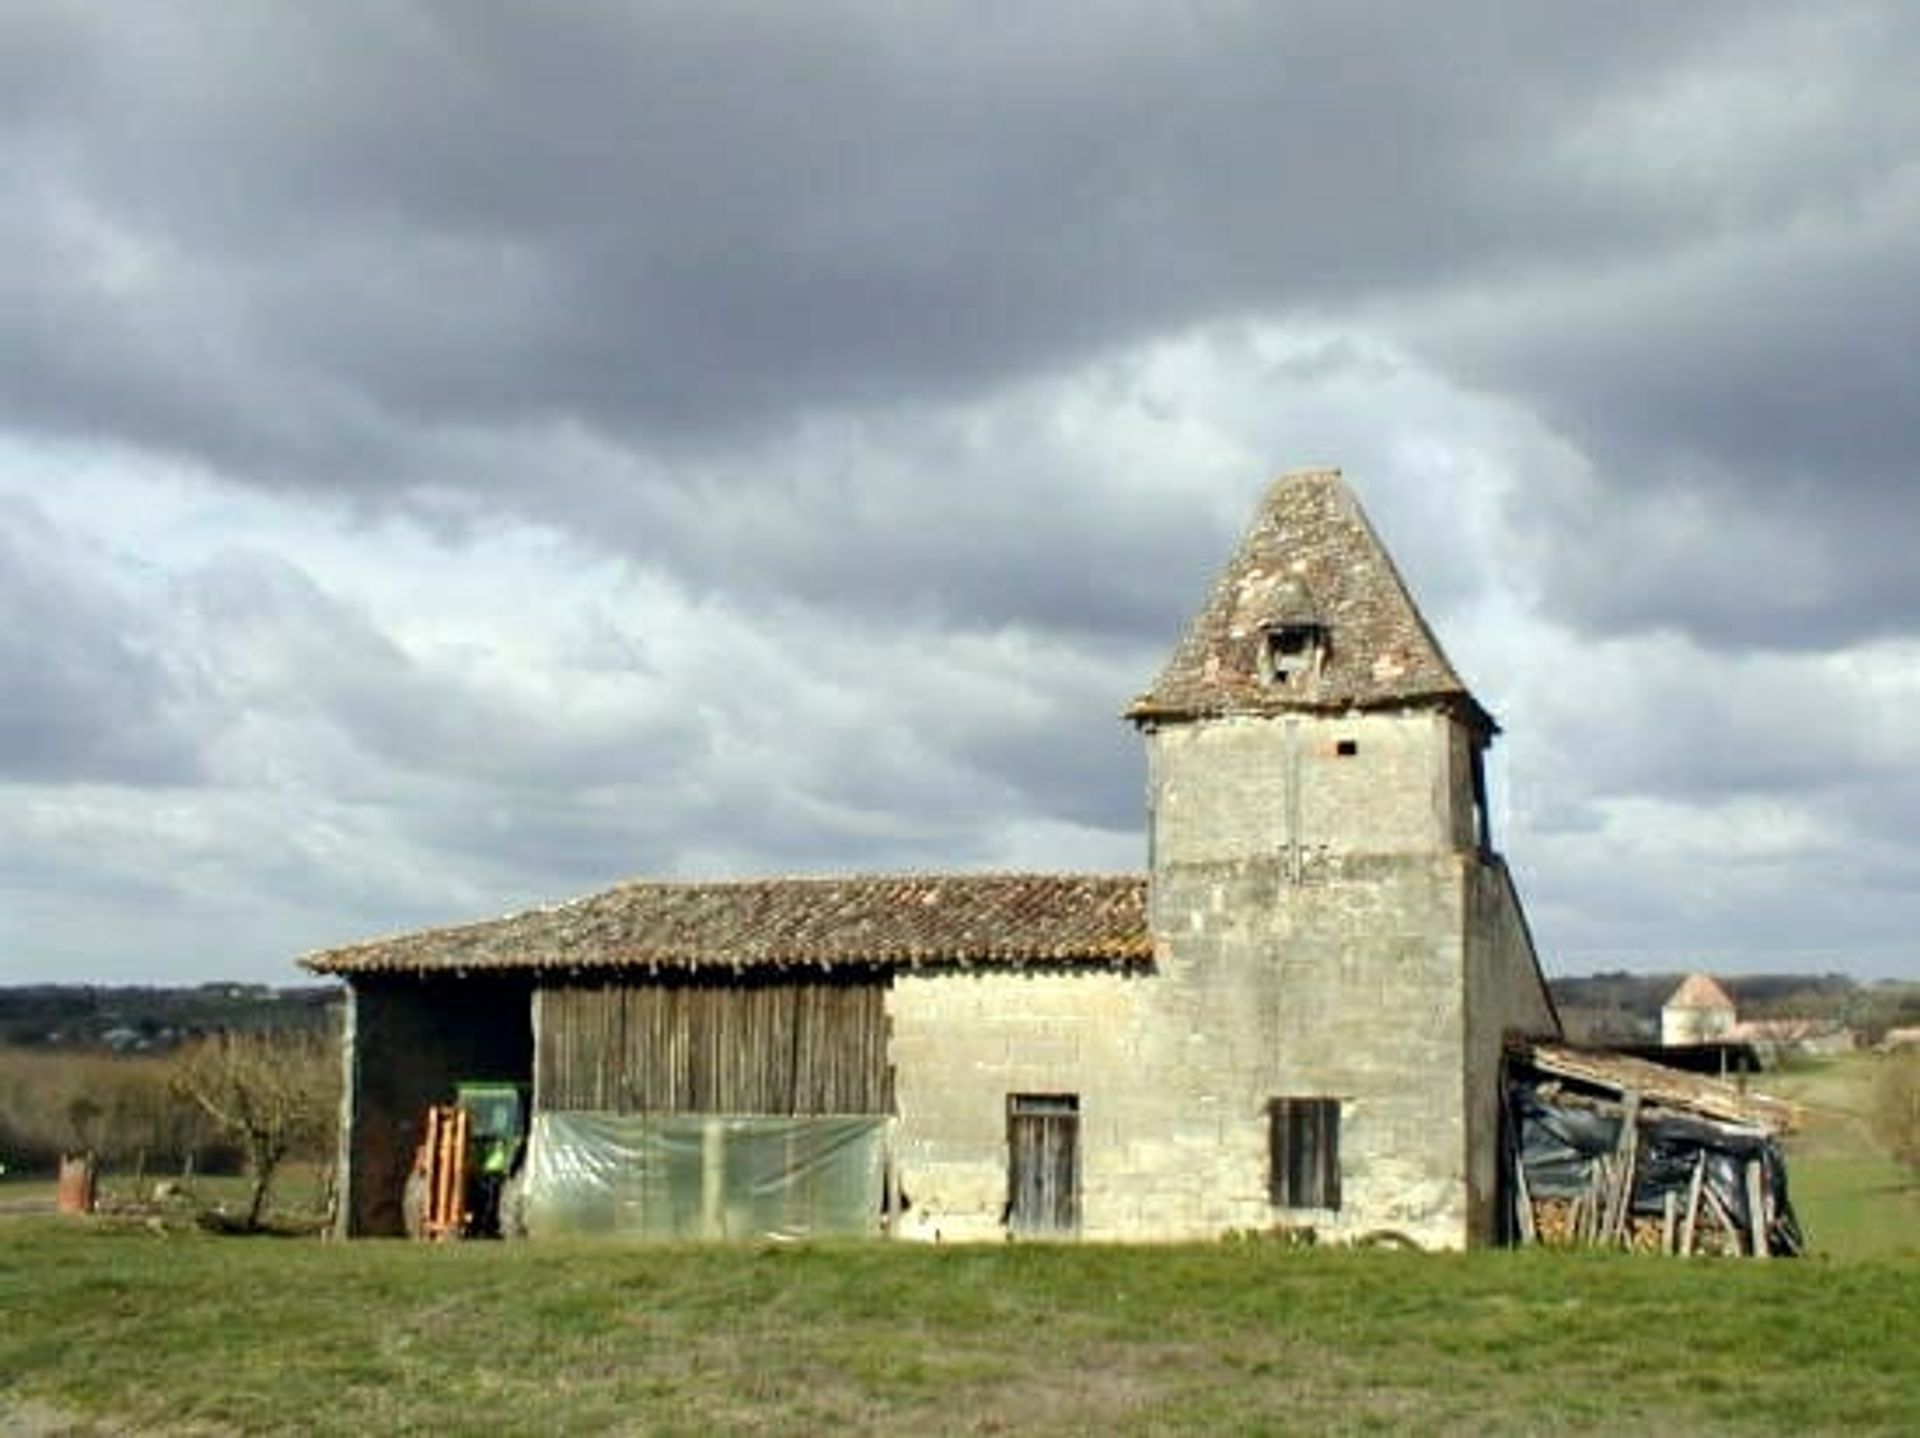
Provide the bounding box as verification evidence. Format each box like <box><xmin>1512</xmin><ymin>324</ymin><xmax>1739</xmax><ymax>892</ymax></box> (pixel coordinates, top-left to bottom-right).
<box><xmin>1871</xmin><ymin>1050</ymin><xmax>1920</xmax><ymax>1175</ymax></box>
<box><xmin>0</xmin><ymin>1049</ymin><xmax>218</xmax><ymax>1173</ymax></box>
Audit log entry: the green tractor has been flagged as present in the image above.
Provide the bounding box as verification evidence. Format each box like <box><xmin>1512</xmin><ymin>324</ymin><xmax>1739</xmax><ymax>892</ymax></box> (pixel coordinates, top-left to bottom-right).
<box><xmin>403</xmin><ymin>1081</ymin><xmax>528</xmax><ymax>1239</ymax></box>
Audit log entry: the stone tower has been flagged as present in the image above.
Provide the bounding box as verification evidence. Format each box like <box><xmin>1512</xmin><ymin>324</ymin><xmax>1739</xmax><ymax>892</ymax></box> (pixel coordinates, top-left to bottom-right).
<box><xmin>1127</xmin><ymin>468</ymin><xmax>1558</xmax><ymax>1247</ymax></box>
<box><xmin>1661</xmin><ymin>973</ymin><xmax>1737</xmax><ymax>1046</ymax></box>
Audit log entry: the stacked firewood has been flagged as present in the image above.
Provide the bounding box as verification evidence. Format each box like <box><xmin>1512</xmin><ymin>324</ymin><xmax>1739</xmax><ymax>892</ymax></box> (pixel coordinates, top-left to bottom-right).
<box><xmin>1527</xmin><ymin>1191</ymin><xmax>1743</xmax><ymax>1256</ymax></box>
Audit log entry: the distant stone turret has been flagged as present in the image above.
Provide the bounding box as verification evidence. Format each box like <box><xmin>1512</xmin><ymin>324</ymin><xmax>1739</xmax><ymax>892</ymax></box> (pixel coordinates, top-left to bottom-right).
<box><xmin>1662</xmin><ymin>973</ymin><xmax>1738</xmax><ymax>1046</ymax></box>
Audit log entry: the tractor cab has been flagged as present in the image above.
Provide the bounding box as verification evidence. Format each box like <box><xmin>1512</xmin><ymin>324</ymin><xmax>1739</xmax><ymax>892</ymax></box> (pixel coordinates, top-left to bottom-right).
<box><xmin>458</xmin><ymin>1082</ymin><xmax>525</xmax><ymax>1174</ymax></box>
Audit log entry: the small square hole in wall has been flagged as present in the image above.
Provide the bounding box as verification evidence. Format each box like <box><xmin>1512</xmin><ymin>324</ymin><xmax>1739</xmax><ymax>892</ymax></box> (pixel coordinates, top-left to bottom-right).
<box><xmin>1335</xmin><ymin>739</ymin><xmax>1359</xmax><ymax>757</ymax></box>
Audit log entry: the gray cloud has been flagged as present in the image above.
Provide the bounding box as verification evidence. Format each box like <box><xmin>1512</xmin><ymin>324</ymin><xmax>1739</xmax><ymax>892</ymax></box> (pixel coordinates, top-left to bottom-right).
<box><xmin>0</xmin><ymin>498</ymin><xmax>202</xmax><ymax>783</ymax></box>
<box><xmin>10</xmin><ymin>6</ymin><xmax>1905</xmax><ymax>461</ymax></box>
<box><xmin>174</xmin><ymin>548</ymin><xmax>716</xmax><ymax>791</ymax></box>
<box><xmin>1438</xmin><ymin>171</ymin><xmax>1920</xmax><ymax>649</ymax></box>
<box><xmin>4</xmin><ymin>6</ymin><xmax>1920</xmax><ymax>982</ymax></box>
<box><xmin>7</xmin><ymin>6</ymin><xmax>1916</xmax><ymax>655</ymax></box>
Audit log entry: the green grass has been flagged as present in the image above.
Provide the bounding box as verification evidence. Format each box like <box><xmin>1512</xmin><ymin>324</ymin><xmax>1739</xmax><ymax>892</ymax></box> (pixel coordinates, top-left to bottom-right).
<box><xmin>1757</xmin><ymin>1053</ymin><xmax>1919</xmax><ymax>1260</ymax></box>
<box><xmin>0</xmin><ymin>1162</ymin><xmax>332</xmax><ymax>1231</ymax></box>
<box><xmin>1</xmin><ymin>1225</ymin><xmax>1915</xmax><ymax>1436</ymax></box>
<box><xmin>2</xmin><ymin>1060</ymin><xmax>1910</xmax><ymax>1435</ymax></box>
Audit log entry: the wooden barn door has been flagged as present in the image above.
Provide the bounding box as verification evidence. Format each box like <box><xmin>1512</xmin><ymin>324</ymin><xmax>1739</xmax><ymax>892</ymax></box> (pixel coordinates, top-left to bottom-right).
<box><xmin>1007</xmin><ymin>1094</ymin><xmax>1079</xmax><ymax>1236</ymax></box>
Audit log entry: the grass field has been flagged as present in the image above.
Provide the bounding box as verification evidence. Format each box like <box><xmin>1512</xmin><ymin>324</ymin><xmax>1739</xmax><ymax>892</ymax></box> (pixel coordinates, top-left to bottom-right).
<box><xmin>1</xmin><ymin>1221</ymin><xmax>1916</xmax><ymax>1437</ymax></box>
<box><xmin>2</xmin><ymin>1055</ymin><xmax>1911</xmax><ymax>1435</ymax></box>
<box><xmin>1759</xmin><ymin>1053</ymin><xmax>1918</xmax><ymax>1261</ymax></box>
<box><xmin>0</xmin><ymin>1164</ymin><xmax>333</xmax><ymax>1227</ymax></box>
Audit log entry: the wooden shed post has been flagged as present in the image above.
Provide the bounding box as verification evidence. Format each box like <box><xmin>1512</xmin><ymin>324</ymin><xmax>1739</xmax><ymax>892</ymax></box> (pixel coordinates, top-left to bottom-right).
<box><xmin>701</xmin><ymin>1117</ymin><xmax>725</xmax><ymax>1240</ymax></box>
<box><xmin>1744</xmin><ymin>1158</ymin><xmax>1770</xmax><ymax>1260</ymax></box>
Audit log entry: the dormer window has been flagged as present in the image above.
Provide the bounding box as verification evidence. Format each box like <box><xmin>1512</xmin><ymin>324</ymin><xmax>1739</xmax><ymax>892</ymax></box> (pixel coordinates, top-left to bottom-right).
<box><xmin>1259</xmin><ymin>621</ymin><xmax>1327</xmax><ymax>687</ymax></box>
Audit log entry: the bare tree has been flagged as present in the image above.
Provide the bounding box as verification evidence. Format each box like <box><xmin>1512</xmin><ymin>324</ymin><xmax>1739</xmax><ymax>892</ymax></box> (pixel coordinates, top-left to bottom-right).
<box><xmin>170</xmin><ymin>1031</ymin><xmax>339</xmax><ymax>1229</ymax></box>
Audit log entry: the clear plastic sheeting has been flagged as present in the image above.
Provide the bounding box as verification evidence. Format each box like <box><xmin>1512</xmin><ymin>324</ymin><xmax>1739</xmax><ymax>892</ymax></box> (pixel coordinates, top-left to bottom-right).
<box><xmin>519</xmin><ymin>1111</ymin><xmax>887</xmax><ymax>1241</ymax></box>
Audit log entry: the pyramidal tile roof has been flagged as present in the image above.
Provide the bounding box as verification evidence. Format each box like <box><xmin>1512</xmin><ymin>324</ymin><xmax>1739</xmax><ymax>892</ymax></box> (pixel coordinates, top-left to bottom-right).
<box><xmin>1666</xmin><ymin>973</ymin><xmax>1737</xmax><ymax>1011</ymax></box>
<box><xmin>1128</xmin><ymin>469</ymin><xmax>1489</xmax><ymax>727</ymax></box>
<box><xmin>302</xmin><ymin>873</ymin><xmax>1150</xmax><ymax>976</ymax></box>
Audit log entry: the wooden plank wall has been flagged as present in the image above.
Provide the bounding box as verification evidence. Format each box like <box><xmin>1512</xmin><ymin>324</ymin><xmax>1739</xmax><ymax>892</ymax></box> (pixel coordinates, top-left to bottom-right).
<box><xmin>536</xmin><ymin>973</ymin><xmax>892</xmax><ymax>1115</ymax></box>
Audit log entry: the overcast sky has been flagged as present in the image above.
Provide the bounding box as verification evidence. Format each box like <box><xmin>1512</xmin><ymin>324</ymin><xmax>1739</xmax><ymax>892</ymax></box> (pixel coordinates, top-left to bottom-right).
<box><xmin>4</xmin><ymin>3</ymin><xmax>1918</xmax><ymax>985</ymax></box>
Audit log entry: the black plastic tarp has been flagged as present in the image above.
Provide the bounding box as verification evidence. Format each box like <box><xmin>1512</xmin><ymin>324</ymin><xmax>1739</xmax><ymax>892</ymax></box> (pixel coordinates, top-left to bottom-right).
<box><xmin>1509</xmin><ymin>1082</ymin><xmax>1801</xmax><ymax>1254</ymax></box>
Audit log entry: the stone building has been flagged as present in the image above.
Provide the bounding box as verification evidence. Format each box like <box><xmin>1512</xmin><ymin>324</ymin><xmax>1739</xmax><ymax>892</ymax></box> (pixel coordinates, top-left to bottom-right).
<box><xmin>1661</xmin><ymin>973</ymin><xmax>1740</xmax><ymax>1047</ymax></box>
<box><xmin>307</xmin><ymin>468</ymin><xmax>1561</xmax><ymax>1248</ymax></box>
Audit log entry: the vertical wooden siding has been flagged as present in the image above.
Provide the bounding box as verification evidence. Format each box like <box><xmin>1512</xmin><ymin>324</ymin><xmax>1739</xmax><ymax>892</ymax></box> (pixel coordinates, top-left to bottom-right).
<box><xmin>536</xmin><ymin>973</ymin><xmax>892</xmax><ymax>1115</ymax></box>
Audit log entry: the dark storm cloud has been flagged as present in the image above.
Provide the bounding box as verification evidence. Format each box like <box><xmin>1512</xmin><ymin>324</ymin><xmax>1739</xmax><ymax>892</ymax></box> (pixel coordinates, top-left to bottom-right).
<box><xmin>4</xmin><ymin>5</ymin><xmax>1874</xmax><ymax>464</ymax></box>
<box><xmin>10</xmin><ymin>4</ymin><xmax>1918</xmax><ymax>656</ymax></box>
<box><xmin>1438</xmin><ymin>171</ymin><xmax>1920</xmax><ymax>650</ymax></box>
<box><xmin>481</xmin><ymin>409</ymin><xmax>1245</xmax><ymax>645</ymax></box>
<box><xmin>0</xmin><ymin>498</ymin><xmax>202</xmax><ymax>783</ymax></box>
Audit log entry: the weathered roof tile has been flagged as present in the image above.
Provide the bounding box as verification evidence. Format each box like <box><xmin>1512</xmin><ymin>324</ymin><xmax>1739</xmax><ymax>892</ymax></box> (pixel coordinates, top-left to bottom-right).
<box><xmin>302</xmin><ymin>873</ymin><xmax>1150</xmax><ymax>976</ymax></box>
<box><xmin>1666</xmin><ymin>973</ymin><xmax>1737</xmax><ymax>1011</ymax></box>
<box><xmin>1128</xmin><ymin>469</ymin><xmax>1488</xmax><ymax>727</ymax></box>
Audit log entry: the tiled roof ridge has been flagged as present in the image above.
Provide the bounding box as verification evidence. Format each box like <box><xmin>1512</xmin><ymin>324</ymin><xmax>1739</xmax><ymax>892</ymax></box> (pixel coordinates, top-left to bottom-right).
<box><xmin>598</xmin><ymin>869</ymin><xmax>1137</xmax><ymax>891</ymax></box>
<box><xmin>303</xmin><ymin>870</ymin><xmax>1150</xmax><ymax>976</ymax></box>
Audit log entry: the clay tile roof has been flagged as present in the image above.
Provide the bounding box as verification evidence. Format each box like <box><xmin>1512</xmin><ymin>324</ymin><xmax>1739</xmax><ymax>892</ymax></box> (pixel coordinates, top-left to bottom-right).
<box><xmin>301</xmin><ymin>873</ymin><xmax>1150</xmax><ymax>977</ymax></box>
<box><xmin>1666</xmin><ymin>973</ymin><xmax>1737</xmax><ymax>1011</ymax></box>
<box><xmin>1127</xmin><ymin>468</ymin><xmax>1489</xmax><ymax>727</ymax></box>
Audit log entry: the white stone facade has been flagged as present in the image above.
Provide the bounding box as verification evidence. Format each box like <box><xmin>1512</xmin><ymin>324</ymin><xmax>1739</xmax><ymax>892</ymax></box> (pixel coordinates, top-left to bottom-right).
<box><xmin>886</xmin><ymin>707</ymin><xmax>1558</xmax><ymax>1250</ymax></box>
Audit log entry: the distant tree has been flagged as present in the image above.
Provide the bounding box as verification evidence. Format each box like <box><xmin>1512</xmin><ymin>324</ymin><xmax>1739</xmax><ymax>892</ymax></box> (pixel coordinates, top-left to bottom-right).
<box><xmin>169</xmin><ymin>1031</ymin><xmax>339</xmax><ymax>1229</ymax></box>
<box><xmin>1870</xmin><ymin>1051</ymin><xmax>1920</xmax><ymax>1177</ymax></box>
<box><xmin>65</xmin><ymin>1093</ymin><xmax>104</xmax><ymax>1153</ymax></box>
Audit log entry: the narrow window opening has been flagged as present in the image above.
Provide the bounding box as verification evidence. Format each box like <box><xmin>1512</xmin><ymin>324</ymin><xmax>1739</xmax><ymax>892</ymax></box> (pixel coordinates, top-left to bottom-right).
<box><xmin>1259</xmin><ymin>622</ymin><xmax>1327</xmax><ymax>687</ymax></box>
<box><xmin>1251</xmin><ymin>618</ymin><xmax>1328</xmax><ymax>683</ymax></box>
<box><xmin>1335</xmin><ymin>738</ymin><xmax>1359</xmax><ymax>757</ymax></box>
<box><xmin>1470</xmin><ymin>740</ymin><xmax>1492</xmax><ymax>854</ymax></box>
<box><xmin>1269</xmin><ymin>1097</ymin><xmax>1341</xmax><ymax>1209</ymax></box>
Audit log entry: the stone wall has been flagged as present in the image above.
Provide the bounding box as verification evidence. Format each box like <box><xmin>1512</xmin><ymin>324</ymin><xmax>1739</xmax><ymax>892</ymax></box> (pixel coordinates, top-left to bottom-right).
<box><xmin>888</xmin><ymin>850</ymin><xmax>1486</xmax><ymax>1246</ymax></box>
<box><xmin>1143</xmin><ymin>706</ymin><xmax>1487</xmax><ymax>1247</ymax></box>
<box><xmin>1149</xmin><ymin>853</ymin><xmax>1475</xmax><ymax>1246</ymax></box>
<box><xmin>1663</xmin><ymin>1004</ymin><xmax>1737</xmax><ymax>1047</ymax></box>
<box><xmin>1148</xmin><ymin>710</ymin><xmax>1473</xmax><ymax>867</ymax></box>
<box><xmin>1462</xmin><ymin>858</ymin><xmax>1561</xmax><ymax>1242</ymax></box>
<box><xmin>887</xmin><ymin>967</ymin><xmax>1158</xmax><ymax>1241</ymax></box>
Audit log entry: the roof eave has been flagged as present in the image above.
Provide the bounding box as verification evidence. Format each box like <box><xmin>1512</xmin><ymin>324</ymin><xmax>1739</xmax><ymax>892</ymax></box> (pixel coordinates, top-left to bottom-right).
<box><xmin>1125</xmin><ymin>690</ymin><xmax>1498</xmax><ymax>734</ymax></box>
<box><xmin>307</xmin><ymin>946</ymin><xmax>1155</xmax><ymax>980</ymax></box>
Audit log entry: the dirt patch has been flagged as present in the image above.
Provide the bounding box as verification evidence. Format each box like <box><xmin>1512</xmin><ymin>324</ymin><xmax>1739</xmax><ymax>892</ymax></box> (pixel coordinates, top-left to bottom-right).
<box><xmin>0</xmin><ymin>1399</ymin><xmax>126</xmax><ymax>1437</ymax></box>
<box><xmin>0</xmin><ymin>1399</ymin><xmax>241</xmax><ymax>1438</ymax></box>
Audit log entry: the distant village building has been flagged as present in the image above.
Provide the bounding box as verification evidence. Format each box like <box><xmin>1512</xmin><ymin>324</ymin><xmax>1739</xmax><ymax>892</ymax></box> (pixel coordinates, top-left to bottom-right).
<box><xmin>1727</xmin><ymin>1018</ymin><xmax>1856</xmax><ymax>1062</ymax></box>
<box><xmin>308</xmin><ymin>469</ymin><xmax>1602</xmax><ymax>1248</ymax></box>
<box><xmin>1662</xmin><ymin>974</ymin><xmax>1854</xmax><ymax>1062</ymax></box>
<box><xmin>1661</xmin><ymin>974</ymin><xmax>1739</xmax><ymax>1046</ymax></box>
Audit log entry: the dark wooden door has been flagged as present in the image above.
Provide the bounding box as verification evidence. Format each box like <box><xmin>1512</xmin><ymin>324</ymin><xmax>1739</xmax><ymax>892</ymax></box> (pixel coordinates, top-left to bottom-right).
<box><xmin>1007</xmin><ymin>1094</ymin><xmax>1079</xmax><ymax>1236</ymax></box>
